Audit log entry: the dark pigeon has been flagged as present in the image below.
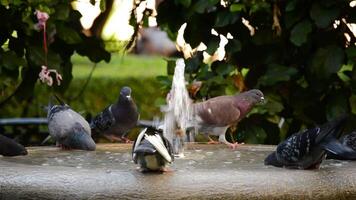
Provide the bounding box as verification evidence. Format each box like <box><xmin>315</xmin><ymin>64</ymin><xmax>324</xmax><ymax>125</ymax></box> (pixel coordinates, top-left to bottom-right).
<box><xmin>47</xmin><ymin>96</ymin><xmax>96</xmax><ymax>151</ymax></box>
<box><xmin>192</xmin><ymin>89</ymin><xmax>264</xmax><ymax>148</ymax></box>
<box><xmin>264</xmin><ymin>116</ymin><xmax>347</xmax><ymax>169</ymax></box>
<box><xmin>91</xmin><ymin>86</ymin><xmax>139</xmax><ymax>143</ymax></box>
<box><xmin>326</xmin><ymin>131</ymin><xmax>356</xmax><ymax>160</ymax></box>
<box><xmin>132</xmin><ymin>127</ymin><xmax>174</xmax><ymax>172</ymax></box>
<box><xmin>0</xmin><ymin>134</ymin><xmax>27</xmax><ymax>157</ymax></box>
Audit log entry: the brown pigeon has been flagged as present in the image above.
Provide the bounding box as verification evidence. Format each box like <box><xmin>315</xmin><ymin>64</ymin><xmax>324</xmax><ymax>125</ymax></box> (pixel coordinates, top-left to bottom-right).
<box><xmin>192</xmin><ymin>89</ymin><xmax>264</xmax><ymax>149</ymax></box>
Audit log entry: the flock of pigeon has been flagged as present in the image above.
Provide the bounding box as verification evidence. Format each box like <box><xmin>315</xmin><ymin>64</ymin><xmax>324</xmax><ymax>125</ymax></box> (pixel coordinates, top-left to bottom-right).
<box><xmin>0</xmin><ymin>86</ymin><xmax>356</xmax><ymax>172</ymax></box>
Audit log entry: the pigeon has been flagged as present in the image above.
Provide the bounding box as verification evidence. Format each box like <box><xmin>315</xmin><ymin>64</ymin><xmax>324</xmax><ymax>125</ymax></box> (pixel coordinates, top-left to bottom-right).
<box><xmin>132</xmin><ymin>127</ymin><xmax>174</xmax><ymax>172</ymax></box>
<box><xmin>47</xmin><ymin>96</ymin><xmax>96</xmax><ymax>151</ymax></box>
<box><xmin>90</xmin><ymin>86</ymin><xmax>139</xmax><ymax>143</ymax></box>
<box><xmin>326</xmin><ymin>131</ymin><xmax>356</xmax><ymax>160</ymax></box>
<box><xmin>0</xmin><ymin>134</ymin><xmax>28</xmax><ymax>156</ymax></box>
<box><xmin>264</xmin><ymin>116</ymin><xmax>347</xmax><ymax>169</ymax></box>
<box><xmin>191</xmin><ymin>89</ymin><xmax>264</xmax><ymax>149</ymax></box>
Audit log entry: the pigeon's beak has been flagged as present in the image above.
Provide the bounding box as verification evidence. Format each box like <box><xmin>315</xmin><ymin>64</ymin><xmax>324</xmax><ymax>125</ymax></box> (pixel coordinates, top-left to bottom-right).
<box><xmin>126</xmin><ymin>95</ymin><xmax>131</xmax><ymax>100</ymax></box>
<box><xmin>259</xmin><ymin>96</ymin><xmax>266</xmax><ymax>104</ymax></box>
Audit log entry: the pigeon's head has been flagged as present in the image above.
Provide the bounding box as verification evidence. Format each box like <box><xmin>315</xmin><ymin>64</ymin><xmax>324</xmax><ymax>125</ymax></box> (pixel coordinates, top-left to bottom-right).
<box><xmin>244</xmin><ymin>89</ymin><xmax>265</xmax><ymax>104</ymax></box>
<box><xmin>264</xmin><ymin>152</ymin><xmax>283</xmax><ymax>167</ymax></box>
<box><xmin>120</xmin><ymin>86</ymin><xmax>132</xmax><ymax>100</ymax></box>
<box><xmin>0</xmin><ymin>135</ymin><xmax>28</xmax><ymax>157</ymax></box>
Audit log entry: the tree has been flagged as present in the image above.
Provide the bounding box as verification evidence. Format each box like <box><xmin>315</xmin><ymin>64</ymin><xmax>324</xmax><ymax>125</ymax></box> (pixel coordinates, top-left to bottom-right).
<box><xmin>132</xmin><ymin>0</ymin><xmax>356</xmax><ymax>144</ymax></box>
<box><xmin>0</xmin><ymin>0</ymin><xmax>110</xmax><ymax>109</ymax></box>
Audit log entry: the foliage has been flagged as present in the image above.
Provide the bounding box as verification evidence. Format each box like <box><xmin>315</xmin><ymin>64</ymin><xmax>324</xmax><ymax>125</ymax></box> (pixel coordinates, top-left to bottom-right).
<box><xmin>134</xmin><ymin>0</ymin><xmax>356</xmax><ymax>144</ymax></box>
<box><xmin>0</xmin><ymin>76</ymin><xmax>163</xmax><ymax>145</ymax></box>
<box><xmin>0</xmin><ymin>0</ymin><xmax>110</xmax><ymax>106</ymax></box>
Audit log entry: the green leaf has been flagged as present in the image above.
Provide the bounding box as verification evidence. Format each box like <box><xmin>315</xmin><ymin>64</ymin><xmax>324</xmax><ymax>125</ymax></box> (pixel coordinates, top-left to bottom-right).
<box><xmin>166</xmin><ymin>59</ymin><xmax>176</xmax><ymax>75</ymax></box>
<box><xmin>0</xmin><ymin>0</ymin><xmax>8</xmax><ymax>6</ymax></box>
<box><xmin>309</xmin><ymin>45</ymin><xmax>345</xmax><ymax>79</ymax></box>
<box><xmin>290</xmin><ymin>20</ymin><xmax>312</xmax><ymax>46</ymax></box>
<box><xmin>205</xmin><ymin>36</ymin><xmax>219</xmax><ymax>54</ymax></box>
<box><xmin>326</xmin><ymin>92</ymin><xmax>348</xmax><ymax>121</ymax></box>
<box><xmin>176</xmin><ymin>0</ymin><xmax>191</xmax><ymax>8</ymax></box>
<box><xmin>1</xmin><ymin>51</ymin><xmax>25</xmax><ymax>70</ymax></box>
<box><xmin>242</xmin><ymin>126</ymin><xmax>267</xmax><ymax>144</ymax></box>
<box><xmin>346</xmin><ymin>46</ymin><xmax>356</xmax><ymax>61</ymax></box>
<box><xmin>286</xmin><ymin>0</ymin><xmax>297</xmax><ymax>12</ymax></box>
<box><xmin>100</xmin><ymin>0</ymin><xmax>106</xmax><ymax>12</ymax></box>
<box><xmin>225</xmin><ymin>39</ymin><xmax>241</xmax><ymax>53</ymax></box>
<box><xmin>193</xmin><ymin>0</ymin><xmax>219</xmax><ymax>13</ymax></box>
<box><xmin>54</xmin><ymin>4</ymin><xmax>70</xmax><ymax>20</ymax></box>
<box><xmin>230</xmin><ymin>3</ymin><xmax>245</xmax><ymax>12</ymax></box>
<box><xmin>211</xmin><ymin>62</ymin><xmax>235</xmax><ymax>76</ymax></box>
<box><xmin>214</xmin><ymin>10</ymin><xmax>239</xmax><ymax>27</ymax></box>
<box><xmin>310</xmin><ymin>3</ymin><xmax>340</xmax><ymax>28</ymax></box>
<box><xmin>258</xmin><ymin>64</ymin><xmax>298</xmax><ymax>86</ymax></box>
<box><xmin>56</xmin><ymin>23</ymin><xmax>82</xmax><ymax>44</ymax></box>
<box><xmin>350</xmin><ymin>94</ymin><xmax>356</xmax><ymax>115</ymax></box>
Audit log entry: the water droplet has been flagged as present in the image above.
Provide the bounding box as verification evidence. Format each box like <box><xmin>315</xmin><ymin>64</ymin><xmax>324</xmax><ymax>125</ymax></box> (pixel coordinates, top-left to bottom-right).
<box><xmin>42</xmin><ymin>163</ymin><xmax>49</xmax><ymax>166</ymax></box>
<box><xmin>224</xmin><ymin>161</ymin><xmax>232</xmax><ymax>164</ymax></box>
<box><xmin>76</xmin><ymin>166</ymin><xmax>82</xmax><ymax>169</ymax></box>
<box><xmin>106</xmin><ymin>170</ymin><xmax>111</xmax><ymax>174</ymax></box>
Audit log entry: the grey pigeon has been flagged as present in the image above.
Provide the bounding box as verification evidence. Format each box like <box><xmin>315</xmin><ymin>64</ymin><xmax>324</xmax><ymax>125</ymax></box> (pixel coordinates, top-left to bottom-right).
<box><xmin>0</xmin><ymin>134</ymin><xmax>27</xmax><ymax>156</ymax></box>
<box><xmin>47</xmin><ymin>96</ymin><xmax>96</xmax><ymax>151</ymax></box>
<box><xmin>326</xmin><ymin>131</ymin><xmax>356</xmax><ymax>160</ymax></box>
<box><xmin>90</xmin><ymin>86</ymin><xmax>139</xmax><ymax>143</ymax></box>
<box><xmin>192</xmin><ymin>89</ymin><xmax>264</xmax><ymax>149</ymax></box>
<box><xmin>264</xmin><ymin>116</ymin><xmax>347</xmax><ymax>169</ymax></box>
<box><xmin>132</xmin><ymin>127</ymin><xmax>174</xmax><ymax>172</ymax></box>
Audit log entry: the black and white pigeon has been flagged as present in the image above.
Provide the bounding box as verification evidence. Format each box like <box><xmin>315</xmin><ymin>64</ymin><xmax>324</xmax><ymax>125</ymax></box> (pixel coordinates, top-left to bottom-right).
<box><xmin>0</xmin><ymin>134</ymin><xmax>28</xmax><ymax>157</ymax></box>
<box><xmin>47</xmin><ymin>96</ymin><xmax>96</xmax><ymax>151</ymax></box>
<box><xmin>326</xmin><ymin>131</ymin><xmax>356</xmax><ymax>160</ymax></box>
<box><xmin>132</xmin><ymin>127</ymin><xmax>174</xmax><ymax>172</ymax></box>
<box><xmin>264</xmin><ymin>116</ymin><xmax>347</xmax><ymax>169</ymax></box>
<box><xmin>191</xmin><ymin>89</ymin><xmax>264</xmax><ymax>149</ymax></box>
<box><xmin>90</xmin><ymin>86</ymin><xmax>139</xmax><ymax>143</ymax></box>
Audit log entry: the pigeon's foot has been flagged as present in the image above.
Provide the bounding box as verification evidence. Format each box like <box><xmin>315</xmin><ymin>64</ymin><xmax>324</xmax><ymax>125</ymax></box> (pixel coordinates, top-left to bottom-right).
<box><xmin>120</xmin><ymin>136</ymin><xmax>133</xmax><ymax>144</ymax></box>
<box><xmin>227</xmin><ymin>142</ymin><xmax>240</xmax><ymax>149</ymax></box>
<box><xmin>208</xmin><ymin>140</ymin><xmax>219</xmax><ymax>144</ymax></box>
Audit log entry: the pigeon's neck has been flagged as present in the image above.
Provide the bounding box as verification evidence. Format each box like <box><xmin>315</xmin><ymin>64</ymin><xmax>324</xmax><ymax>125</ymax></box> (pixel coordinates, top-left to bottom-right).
<box><xmin>234</xmin><ymin>96</ymin><xmax>254</xmax><ymax>117</ymax></box>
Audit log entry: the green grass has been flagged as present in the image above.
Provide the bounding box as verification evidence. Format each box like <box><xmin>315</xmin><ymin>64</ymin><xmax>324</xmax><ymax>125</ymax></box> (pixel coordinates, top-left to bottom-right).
<box><xmin>72</xmin><ymin>53</ymin><xmax>167</xmax><ymax>79</ymax></box>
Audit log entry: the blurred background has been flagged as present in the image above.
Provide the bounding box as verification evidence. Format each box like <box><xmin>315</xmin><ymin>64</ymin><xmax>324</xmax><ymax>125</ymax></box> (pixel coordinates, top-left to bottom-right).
<box><xmin>1</xmin><ymin>0</ymin><xmax>356</xmax><ymax>146</ymax></box>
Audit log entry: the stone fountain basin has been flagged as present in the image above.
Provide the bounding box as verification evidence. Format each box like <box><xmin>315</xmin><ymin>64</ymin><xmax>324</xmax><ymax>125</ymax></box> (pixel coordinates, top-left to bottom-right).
<box><xmin>0</xmin><ymin>144</ymin><xmax>355</xmax><ymax>200</ymax></box>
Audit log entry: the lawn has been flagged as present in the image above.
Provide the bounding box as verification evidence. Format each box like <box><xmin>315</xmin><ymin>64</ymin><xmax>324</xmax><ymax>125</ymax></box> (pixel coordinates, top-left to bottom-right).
<box><xmin>72</xmin><ymin>53</ymin><xmax>167</xmax><ymax>79</ymax></box>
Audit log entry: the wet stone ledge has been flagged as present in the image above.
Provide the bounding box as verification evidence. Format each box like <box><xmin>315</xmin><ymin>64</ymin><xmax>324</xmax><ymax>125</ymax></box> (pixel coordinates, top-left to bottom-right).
<box><xmin>0</xmin><ymin>144</ymin><xmax>356</xmax><ymax>200</ymax></box>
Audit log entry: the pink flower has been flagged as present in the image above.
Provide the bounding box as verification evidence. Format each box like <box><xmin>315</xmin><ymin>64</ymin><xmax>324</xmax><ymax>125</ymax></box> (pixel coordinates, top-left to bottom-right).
<box><xmin>34</xmin><ymin>10</ymin><xmax>49</xmax><ymax>30</ymax></box>
<box><xmin>39</xmin><ymin>65</ymin><xmax>62</xmax><ymax>86</ymax></box>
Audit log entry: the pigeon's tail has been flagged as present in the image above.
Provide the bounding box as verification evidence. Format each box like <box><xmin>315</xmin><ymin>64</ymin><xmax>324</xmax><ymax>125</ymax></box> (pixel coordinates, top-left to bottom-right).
<box><xmin>54</xmin><ymin>94</ymin><xmax>65</xmax><ymax>106</ymax></box>
<box><xmin>41</xmin><ymin>135</ymin><xmax>52</xmax><ymax>145</ymax></box>
<box><xmin>324</xmin><ymin>140</ymin><xmax>356</xmax><ymax>160</ymax></box>
<box><xmin>317</xmin><ymin>115</ymin><xmax>348</xmax><ymax>143</ymax></box>
<box><xmin>264</xmin><ymin>152</ymin><xmax>283</xmax><ymax>167</ymax></box>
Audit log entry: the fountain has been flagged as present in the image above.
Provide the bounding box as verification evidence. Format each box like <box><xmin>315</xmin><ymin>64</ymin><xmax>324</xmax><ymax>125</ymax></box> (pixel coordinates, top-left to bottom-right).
<box><xmin>162</xmin><ymin>58</ymin><xmax>193</xmax><ymax>157</ymax></box>
<box><xmin>1</xmin><ymin>144</ymin><xmax>356</xmax><ymax>199</ymax></box>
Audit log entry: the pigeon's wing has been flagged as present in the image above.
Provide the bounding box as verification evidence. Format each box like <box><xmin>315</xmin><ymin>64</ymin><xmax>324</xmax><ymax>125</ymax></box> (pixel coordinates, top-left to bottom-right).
<box><xmin>91</xmin><ymin>105</ymin><xmax>116</xmax><ymax>132</ymax></box>
<box><xmin>132</xmin><ymin>128</ymin><xmax>147</xmax><ymax>163</ymax></box>
<box><xmin>145</xmin><ymin>134</ymin><xmax>173</xmax><ymax>163</ymax></box>
<box><xmin>194</xmin><ymin>97</ymin><xmax>240</xmax><ymax>126</ymax></box>
<box><xmin>276</xmin><ymin>127</ymin><xmax>320</xmax><ymax>166</ymax></box>
<box><xmin>161</xmin><ymin>133</ymin><xmax>174</xmax><ymax>162</ymax></box>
